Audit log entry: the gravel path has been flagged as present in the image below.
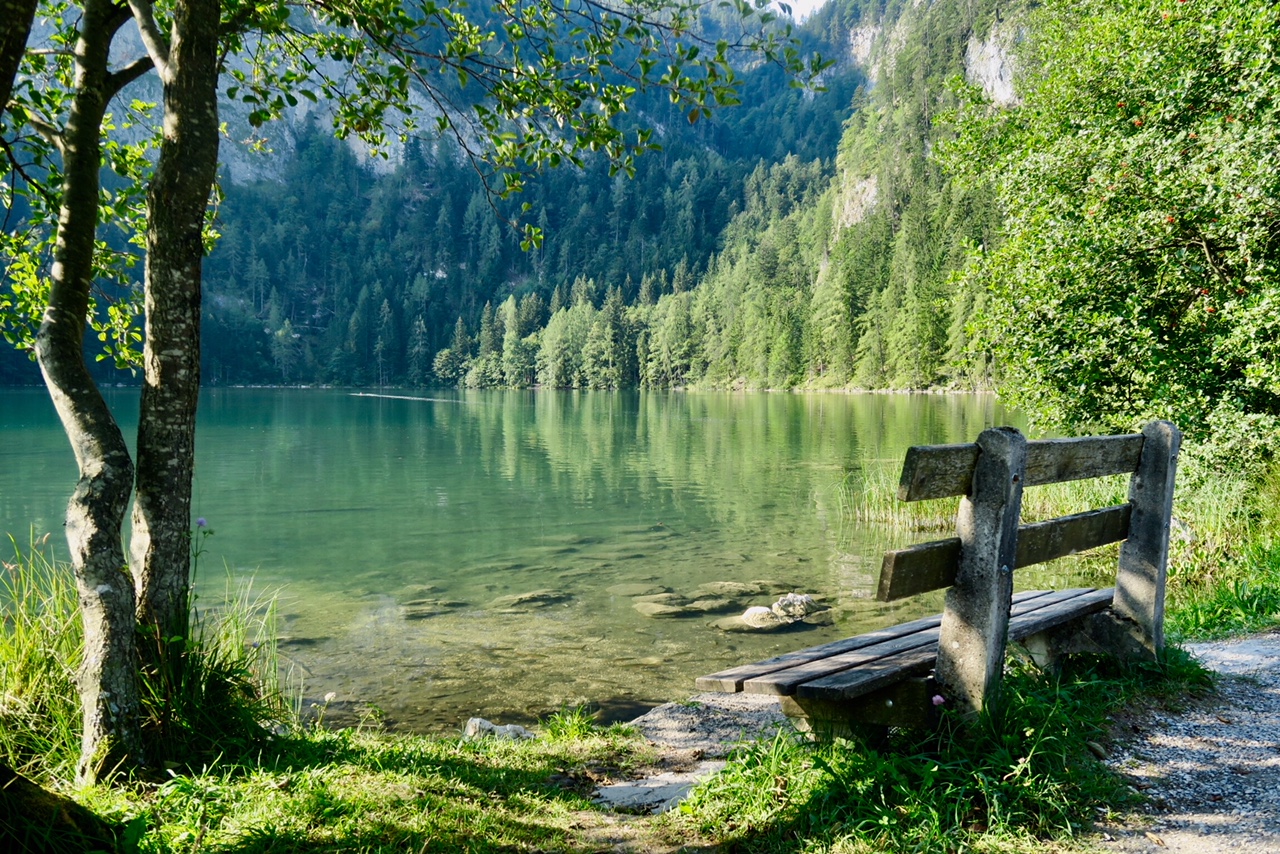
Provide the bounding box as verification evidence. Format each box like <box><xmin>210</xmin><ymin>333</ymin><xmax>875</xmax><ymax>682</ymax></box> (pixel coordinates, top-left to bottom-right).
<box><xmin>1089</xmin><ymin>630</ymin><xmax>1280</xmax><ymax>853</ymax></box>
<box><xmin>597</xmin><ymin>631</ymin><xmax>1280</xmax><ymax>853</ymax></box>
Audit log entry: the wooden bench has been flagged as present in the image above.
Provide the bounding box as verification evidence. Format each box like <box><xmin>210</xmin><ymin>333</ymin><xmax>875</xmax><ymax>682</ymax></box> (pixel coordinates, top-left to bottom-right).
<box><xmin>696</xmin><ymin>421</ymin><xmax>1181</xmax><ymax>729</ymax></box>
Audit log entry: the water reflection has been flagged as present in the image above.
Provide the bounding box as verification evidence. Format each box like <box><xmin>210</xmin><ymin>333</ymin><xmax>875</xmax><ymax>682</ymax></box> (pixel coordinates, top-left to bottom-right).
<box><xmin>2</xmin><ymin>388</ymin><xmax>1044</xmax><ymax>732</ymax></box>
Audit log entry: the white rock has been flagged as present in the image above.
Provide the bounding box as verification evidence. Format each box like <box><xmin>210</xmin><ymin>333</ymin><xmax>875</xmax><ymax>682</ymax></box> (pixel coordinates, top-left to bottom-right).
<box><xmin>463</xmin><ymin>717</ymin><xmax>536</xmax><ymax>741</ymax></box>
<box><xmin>741</xmin><ymin>606</ymin><xmax>786</xmax><ymax>629</ymax></box>
<box><xmin>771</xmin><ymin>592</ymin><xmax>819</xmax><ymax>619</ymax></box>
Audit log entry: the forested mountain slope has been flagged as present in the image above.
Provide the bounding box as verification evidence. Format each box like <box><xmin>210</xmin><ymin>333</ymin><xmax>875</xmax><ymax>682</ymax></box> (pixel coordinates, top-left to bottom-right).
<box><xmin>192</xmin><ymin>0</ymin><xmax>1019</xmax><ymax>389</ymax></box>
<box><xmin>0</xmin><ymin>0</ymin><xmax>1016</xmax><ymax>390</ymax></box>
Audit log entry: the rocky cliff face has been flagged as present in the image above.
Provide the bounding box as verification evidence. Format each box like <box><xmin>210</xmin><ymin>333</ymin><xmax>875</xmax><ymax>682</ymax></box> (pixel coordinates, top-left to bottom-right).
<box><xmin>829</xmin><ymin>0</ymin><xmax>1021</xmax><ymax>231</ymax></box>
<box><xmin>965</xmin><ymin>22</ymin><xmax>1020</xmax><ymax>106</ymax></box>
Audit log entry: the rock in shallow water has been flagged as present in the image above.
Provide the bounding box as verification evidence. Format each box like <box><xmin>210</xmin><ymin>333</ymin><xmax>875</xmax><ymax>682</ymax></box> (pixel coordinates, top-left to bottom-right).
<box><xmin>711</xmin><ymin>594</ymin><xmax>832</xmax><ymax>632</ymax></box>
<box><xmin>486</xmin><ymin>589</ymin><xmax>571</xmax><ymax>610</ymax></box>
<box><xmin>633</xmin><ymin>601</ymin><xmax>689</xmax><ymax>618</ymax></box>
<box><xmin>771</xmin><ymin>592</ymin><xmax>821</xmax><ymax>619</ymax></box>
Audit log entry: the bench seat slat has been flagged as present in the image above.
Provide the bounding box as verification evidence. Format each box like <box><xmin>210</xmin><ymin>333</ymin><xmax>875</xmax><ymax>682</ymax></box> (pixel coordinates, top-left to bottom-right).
<box><xmin>794</xmin><ymin>588</ymin><xmax>1114</xmax><ymax>702</ymax></box>
<box><xmin>693</xmin><ymin>590</ymin><xmax>1057</xmax><ymax>693</ymax></box>
<box><xmin>732</xmin><ymin>589</ymin><xmax>1094</xmax><ymax>697</ymax></box>
<box><xmin>899</xmin><ymin>435</ymin><xmax>1145</xmax><ymax>501</ymax></box>
<box><xmin>877</xmin><ymin>505</ymin><xmax>1133</xmax><ymax>602</ymax></box>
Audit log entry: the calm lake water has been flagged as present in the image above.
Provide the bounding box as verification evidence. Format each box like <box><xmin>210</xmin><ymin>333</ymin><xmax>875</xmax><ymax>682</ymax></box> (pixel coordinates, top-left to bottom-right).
<box><xmin>0</xmin><ymin>387</ymin><xmax>1068</xmax><ymax>731</ymax></box>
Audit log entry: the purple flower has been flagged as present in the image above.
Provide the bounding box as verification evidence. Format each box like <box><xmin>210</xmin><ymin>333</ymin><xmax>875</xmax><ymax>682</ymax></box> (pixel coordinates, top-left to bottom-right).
<box><xmin>196</xmin><ymin>518</ymin><xmax>207</xmax><ymax>528</ymax></box>
<box><xmin>931</xmin><ymin>695</ymin><xmax>946</xmax><ymax>706</ymax></box>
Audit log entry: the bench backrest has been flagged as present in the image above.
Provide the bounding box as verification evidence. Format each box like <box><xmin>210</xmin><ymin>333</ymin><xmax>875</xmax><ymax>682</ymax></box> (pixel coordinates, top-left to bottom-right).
<box><xmin>876</xmin><ymin>420</ymin><xmax>1181</xmax><ymax>713</ymax></box>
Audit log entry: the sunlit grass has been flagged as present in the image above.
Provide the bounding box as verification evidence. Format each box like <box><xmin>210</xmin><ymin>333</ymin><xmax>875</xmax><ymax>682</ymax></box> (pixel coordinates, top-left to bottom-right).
<box><xmin>672</xmin><ymin>649</ymin><xmax>1211</xmax><ymax>854</ymax></box>
<box><xmin>0</xmin><ymin>532</ymin><xmax>83</xmax><ymax>783</ymax></box>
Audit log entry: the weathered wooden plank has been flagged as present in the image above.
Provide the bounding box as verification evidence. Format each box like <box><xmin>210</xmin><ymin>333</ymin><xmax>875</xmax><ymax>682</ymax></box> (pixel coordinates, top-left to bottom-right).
<box><xmin>741</xmin><ymin>589</ymin><xmax>1079</xmax><ymax>697</ymax></box>
<box><xmin>742</xmin><ymin>622</ymin><xmax>938</xmax><ymax>696</ymax></box>
<box><xmin>1007</xmin><ymin>587</ymin><xmax>1115</xmax><ymax>641</ymax></box>
<box><xmin>796</xmin><ymin>588</ymin><xmax>1106</xmax><ymax>702</ymax></box>
<box><xmin>697</xmin><ymin>590</ymin><xmax>1065</xmax><ymax>692</ymax></box>
<box><xmin>877</xmin><ymin>540</ymin><xmax>961</xmax><ymax>601</ymax></box>
<box><xmin>936</xmin><ymin>427</ymin><xmax>1025</xmax><ymax>714</ymax></box>
<box><xmin>782</xmin><ymin>678</ymin><xmax>938</xmax><ymax>729</ymax></box>
<box><xmin>1026</xmin><ymin>435</ymin><xmax>1145</xmax><ymax>489</ymax></box>
<box><xmin>1114</xmin><ymin>421</ymin><xmax>1181</xmax><ymax>655</ymax></box>
<box><xmin>693</xmin><ymin>612</ymin><xmax>944</xmax><ymax>692</ymax></box>
<box><xmin>795</xmin><ymin>644</ymin><xmax>938</xmax><ymax>700</ymax></box>
<box><xmin>897</xmin><ymin>442</ymin><xmax>977</xmax><ymax>502</ymax></box>
<box><xmin>1016</xmin><ymin>504</ymin><xmax>1132</xmax><ymax>568</ymax></box>
<box><xmin>877</xmin><ymin>505</ymin><xmax>1133</xmax><ymax>603</ymax></box>
<box><xmin>898</xmin><ymin>434</ymin><xmax>1146</xmax><ymax>502</ymax></box>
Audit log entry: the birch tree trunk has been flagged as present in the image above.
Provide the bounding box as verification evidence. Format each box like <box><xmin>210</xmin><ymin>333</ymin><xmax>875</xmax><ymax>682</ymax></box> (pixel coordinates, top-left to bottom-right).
<box><xmin>129</xmin><ymin>0</ymin><xmax>221</xmax><ymax>674</ymax></box>
<box><xmin>34</xmin><ymin>0</ymin><xmax>148</xmax><ymax>784</ymax></box>
<box><xmin>0</xmin><ymin>0</ymin><xmax>38</xmax><ymax>117</ymax></box>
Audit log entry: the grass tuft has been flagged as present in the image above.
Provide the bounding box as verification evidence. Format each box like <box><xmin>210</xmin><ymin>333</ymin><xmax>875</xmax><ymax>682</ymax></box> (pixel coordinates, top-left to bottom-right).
<box><xmin>0</xmin><ymin>533</ymin><xmax>83</xmax><ymax>783</ymax></box>
<box><xmin>674</xmin><ymin>650</ymin><xmax>1210</xmax><ymax>853</ymax></box>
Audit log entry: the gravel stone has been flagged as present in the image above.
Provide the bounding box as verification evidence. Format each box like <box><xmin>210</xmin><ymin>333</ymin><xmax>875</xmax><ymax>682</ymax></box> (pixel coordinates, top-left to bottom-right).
<box><xmin>1090</xmin><ymin>629</ymin><xmax>1280</xmax><ymax>853</ymax></box>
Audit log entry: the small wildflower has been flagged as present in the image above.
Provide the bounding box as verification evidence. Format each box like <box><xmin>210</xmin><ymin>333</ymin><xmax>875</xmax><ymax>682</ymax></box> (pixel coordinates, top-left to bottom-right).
<box><xmin>932</xmin><ymin>695</ymin><xmax>946</xmax><ymax>706</ymax></box>
<box><xmin>196</xmin><ymin>517</ymin><xmax>207</xmax><ymax>528</ymax></box>
<box><xmin>323</xmin><ymin>692</ymin><xmax>338</xmax><ymax>704</ymax></box>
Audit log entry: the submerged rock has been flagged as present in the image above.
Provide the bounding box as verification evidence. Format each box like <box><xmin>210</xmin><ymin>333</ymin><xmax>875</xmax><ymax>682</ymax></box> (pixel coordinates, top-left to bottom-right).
<box><xmin>742</xmin><ymin>606</ymin><xmax>787</xmax><ymax>629</ymax></box>
<box><xmin>681</xmin><ymin>598</ymin><xmax>737</xmax><ymax>614</ymax></box>
<box><xmin>607</xmin><ymin>583</ymin><xmax>670</xmax><ymax>596</ymax></box>
<box><xmin>632</xmin><ymin>592</ymin><xmax>682</xmax><ymax>604</ymax></box>
<box><xmin>771</xmin><ymin>593</ymin><xmax>821</xmax><ymax>620</ymax></box>
<box><xmin>633</xmin><ymin>601</ymin><xmax>688</xmax><ymax>618</ymax></box>
<box><xmin>401</xmin><ymin>599</ymin><xmax>468</xmax><ymax>620</ymax></box>
<box><xmin>694</xmin><ymin>581</ymin><xmax>762</xmax><ymax>597</ymax></box>
<box><xmin>486</xmin><ymin>589</ymin><xmax>571</xmax><ymax>610</ymax></box>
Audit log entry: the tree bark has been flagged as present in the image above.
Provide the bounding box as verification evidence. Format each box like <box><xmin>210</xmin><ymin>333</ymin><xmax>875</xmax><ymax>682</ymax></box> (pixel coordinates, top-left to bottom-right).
<box><xmin>0</xmin><ymin>0</ymin><xmax>38</xmax><ymax>120</ymax></box>
<box><xmin>129</xmin><ymin>0</ymin><xmax>221</xmax><ymax>670</ymax></box>
<box><xmin>34</xmin><ymin>0</ymin><xmax>144</xmax><ymax>785</ymax></box>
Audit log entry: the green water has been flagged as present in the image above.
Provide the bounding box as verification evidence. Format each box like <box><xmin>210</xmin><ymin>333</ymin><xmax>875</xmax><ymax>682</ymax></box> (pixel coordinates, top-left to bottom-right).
<box><xmin>1</xmin><ymin>387</ymin><xmax>1054</xmax><ymax>731</ymax></box>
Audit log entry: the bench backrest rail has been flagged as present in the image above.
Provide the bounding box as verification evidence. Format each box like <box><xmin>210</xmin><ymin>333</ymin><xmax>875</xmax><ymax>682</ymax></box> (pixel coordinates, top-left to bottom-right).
<box><xmin>892</xmin><ymin>420</ymin><xmax>1181</xmax><ymax>714</ymax></box>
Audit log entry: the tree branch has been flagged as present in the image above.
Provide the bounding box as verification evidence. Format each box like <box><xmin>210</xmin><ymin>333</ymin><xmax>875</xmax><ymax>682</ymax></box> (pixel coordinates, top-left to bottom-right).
<box><xmin>105</xmin><ymin>55</ymin><xmax>155</xmax><ymax>98</ymax></box>
<box><xmin>126</xmin><ymin>0</ymin><xmax>171</xmax><ymax>81</ymax></box>
<box><xmin>0</xmin><ymin>134</ymin><xmax>57</xmax><ymax>204</ymax></box>
<box><xmin>24</xmin><ymin>112</ymin><xmax>65</xmax><ymax>154</ymax></box>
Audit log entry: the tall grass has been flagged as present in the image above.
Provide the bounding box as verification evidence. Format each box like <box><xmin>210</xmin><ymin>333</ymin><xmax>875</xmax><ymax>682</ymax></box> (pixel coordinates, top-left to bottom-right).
<box><xmin>840</xmin><ymin>447</ymin><xmax>1280</xmax><ymax>639</ymax></box>
<box><xmin>0</xmin><ymin>533</ymin><xmax>83</xmax><ymax>782</ymax></box>
<box><xmin>0</xmin><ymin>534</ymin><xmax>293</xmax><ymax>786</ymax></box>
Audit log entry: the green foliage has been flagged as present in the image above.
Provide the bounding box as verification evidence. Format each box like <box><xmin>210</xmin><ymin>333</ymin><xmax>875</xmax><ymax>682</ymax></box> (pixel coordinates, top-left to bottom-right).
<box><xmin>1169</xmin><ymin>540</ymin><xmax>1280</xmax><ymax>640</ymax></box>
<box><xmin>949</xmin><ymin>0</ymin><xmax>1280</xmax><ymax>442</ymax></box>
<box><xmin>678</xmin><ymin>652</ymin><xmax>1209</xmax><ymax>852</ymax></box>
<box><xmin>540</xmin><ymin>705</ymin><xmax>598</xmax><ymax>741</ymax></box>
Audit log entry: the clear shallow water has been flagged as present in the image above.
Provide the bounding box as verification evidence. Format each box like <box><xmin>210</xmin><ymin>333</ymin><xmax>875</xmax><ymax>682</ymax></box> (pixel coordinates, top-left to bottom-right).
<box><xmin>1</xmin><ymin>387</ymin><xmax>1066</xmax><ymax>731</ymax></box>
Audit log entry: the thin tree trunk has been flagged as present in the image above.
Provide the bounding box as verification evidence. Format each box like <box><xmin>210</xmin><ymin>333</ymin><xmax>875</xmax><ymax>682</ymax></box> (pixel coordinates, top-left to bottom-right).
<box><xmin>34</xmin><ymin>0</ymin><xmax>147</xmax><ymax>785</ymax></box>
<box><xmin>130</xmin><ymin>0</ymin><xmax>221</xmax><ymax>667</ymax></box>
<box><xmin>0</xmin><ymin>0</ymin><xmax>39</xmax><ymax>119</ymax></box>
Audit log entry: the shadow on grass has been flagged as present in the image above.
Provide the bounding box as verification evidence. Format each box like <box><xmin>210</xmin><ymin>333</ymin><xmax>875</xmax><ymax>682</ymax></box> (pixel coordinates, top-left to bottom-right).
<box><xmin>144</xmin><ymin>725</ymin><xmax>660</xmax><ymax>854</ymax></box>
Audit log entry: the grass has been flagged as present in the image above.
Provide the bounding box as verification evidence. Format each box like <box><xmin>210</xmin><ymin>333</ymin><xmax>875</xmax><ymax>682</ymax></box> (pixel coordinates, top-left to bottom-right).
<box><xmin>0</xmin><ymin>532</ymin><xmax>84</xmax><ymax>782</ymax></box>
<box><xmin>670</xmin><ymin>651</ymin><xmax>1210</xmax><ymax>854</ymax></box>
<box><xmin>89</xmin><ymin>723</ymin><xmax>659</xmax><ymax>853</ymax></box>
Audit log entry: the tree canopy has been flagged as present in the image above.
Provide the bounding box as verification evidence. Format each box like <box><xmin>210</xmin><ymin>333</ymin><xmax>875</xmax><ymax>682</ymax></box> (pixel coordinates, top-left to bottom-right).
<box><xmin>947</xmin><ymin>0</ymin><xmax>1280</xmax><ymax>448</ymax></box>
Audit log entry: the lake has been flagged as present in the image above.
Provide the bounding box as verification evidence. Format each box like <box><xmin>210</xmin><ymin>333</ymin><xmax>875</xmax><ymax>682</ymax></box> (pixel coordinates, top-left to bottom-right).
<box><xmin>0</xmin><ymin>387</ymin><xmax>1066</xmax><ymax>731</ymax></box>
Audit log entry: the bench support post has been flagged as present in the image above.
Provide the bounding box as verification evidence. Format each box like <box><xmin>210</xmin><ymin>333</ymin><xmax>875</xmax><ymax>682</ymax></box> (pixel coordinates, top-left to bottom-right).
<box><xmin>1113</xmin><ymin>420</ymin><xmax>1181</xmax><ymax>656</ymax></box>
<box><xmin>935</xmin><ymin>427</ymin><xmax>1026</xmax><ymax>715</ymax></box>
